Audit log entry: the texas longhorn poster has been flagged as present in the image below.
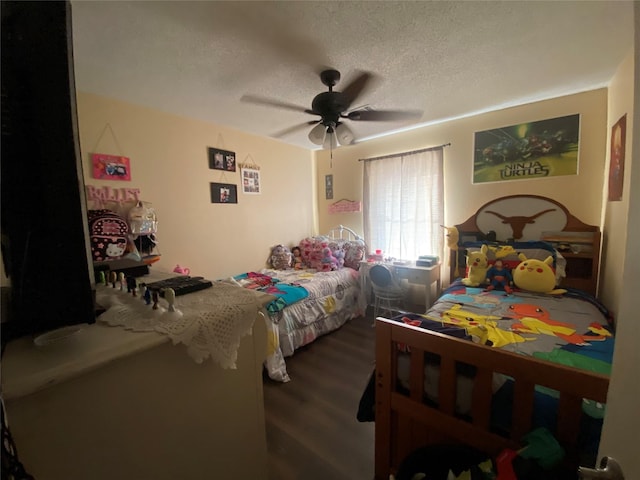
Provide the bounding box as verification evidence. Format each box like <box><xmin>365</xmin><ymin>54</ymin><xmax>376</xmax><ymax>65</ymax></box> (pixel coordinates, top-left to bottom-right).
<box><xmin>472</xmin><ymin>114</ymin><xmax>580</xmax><ymax>184</ymax></box>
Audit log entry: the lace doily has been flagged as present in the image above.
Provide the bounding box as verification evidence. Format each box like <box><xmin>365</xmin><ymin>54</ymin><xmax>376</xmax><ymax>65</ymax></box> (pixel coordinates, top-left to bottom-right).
<box><xmin>96</xmin><ymin>282</ymin><xmax>261</xmax><ymax>368</ymax></box>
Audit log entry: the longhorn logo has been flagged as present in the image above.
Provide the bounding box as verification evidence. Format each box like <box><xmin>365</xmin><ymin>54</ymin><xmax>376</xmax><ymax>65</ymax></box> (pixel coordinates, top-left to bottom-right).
<box><xmin>484</xmin><ymin>208</ymin><xmax>556</xmax><ymax>239</ymax></box>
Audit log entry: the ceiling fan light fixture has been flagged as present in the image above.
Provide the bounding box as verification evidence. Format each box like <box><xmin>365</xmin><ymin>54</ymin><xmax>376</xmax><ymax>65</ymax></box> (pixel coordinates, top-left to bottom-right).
<box><xmin>335</xmin><ymin>123</ymin><xmax>354</xmax><ymax>145</ymax></box>
<box><xmin>323</xmin><ymin>128</ymin><xmax>337</xmax><ymax>150</ymax></box>
<box><xmin>308</xmin><ymin>123</ymin><xmax>326</xmax><ymax>145</ymax></box>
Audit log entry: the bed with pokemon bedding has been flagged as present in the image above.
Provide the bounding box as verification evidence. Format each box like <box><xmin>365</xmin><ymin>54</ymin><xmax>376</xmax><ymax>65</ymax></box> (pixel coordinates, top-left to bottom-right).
<box><xmin>232</xmin><ymin>267</ymin><xmax>366</xmax><ymax>382</ymax></box>
<box><xmin>384</xmin><ymin>274</ymin><xmax>614</xmax><ymax>464</ymax></box>
<box><xmin>359</xmin><ymin>240</ymin><xmax>614</xmax><ymax>463</ymax></box>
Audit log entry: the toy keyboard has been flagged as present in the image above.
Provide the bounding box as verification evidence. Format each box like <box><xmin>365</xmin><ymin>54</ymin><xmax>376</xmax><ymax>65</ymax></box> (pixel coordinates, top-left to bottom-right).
<box><xmin>144</xmin><ymin>275</ymin><xmax>213</xmax><ymax>296</ymax></box>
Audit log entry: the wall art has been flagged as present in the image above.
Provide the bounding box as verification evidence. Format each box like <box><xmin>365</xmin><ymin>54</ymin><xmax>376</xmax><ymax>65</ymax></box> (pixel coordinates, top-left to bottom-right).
<box><xmin>91</xmin><ymin>153</ymin><xmax>131</xmax><ymax>181</ymax></box>
<box><xmin>328</xmin><ymin>199</ymin><xmax>361</xmax><ymax>214</ymax></box>
<box><xmin>472</xmin><ymin>113</ymin><xmax>580</xmax><ymax>184</ymax></box>
<box><xmin>325</xmin><ymin>174</ymin><xmax>333</xmax><ymax>200</ymax></box>
<box><xmin>241</xmin><ymin>167</ymin><xmax>261</xmax><ymax>194</ymax></box>
<box><xmin>608</xmin><ymin>114</ymin><xmax>626</xmax><ymax>201</ymax></box>
<box><xmin>208</xmin><ymin>147</ymin><xmax>236</xmax><ymax>172</ymax></box>
<box><xmin>210</xmin><ymin>182</ymin><xmax>238</xmax><ymax>204</ymax></box>
<box><xmin>85</xmin><ymin>185</ymin><xmax>140</xmax><ymax>208</ymax></box>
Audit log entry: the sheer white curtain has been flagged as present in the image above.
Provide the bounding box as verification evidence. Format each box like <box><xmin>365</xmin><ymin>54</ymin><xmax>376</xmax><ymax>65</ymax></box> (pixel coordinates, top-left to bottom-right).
<box><xmin>363</xmin><ymin>147</ymin><xmax>444</xmax><ymax>261</ymax></box>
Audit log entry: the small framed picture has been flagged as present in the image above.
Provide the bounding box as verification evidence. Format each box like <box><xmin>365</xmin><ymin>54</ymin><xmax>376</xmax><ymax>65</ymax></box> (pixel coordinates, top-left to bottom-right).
<box><xmin>208</xmin><ymin>147</ymin><xmax>236</xmax><ymax>172</ymax></box>
<box><xmin>210</xmin><ymin>182</ymin><xmax>238</xmax><ymax>204</ymax></box>
<box><xmin>241</xmin><ymin>167</ymin><xmax>261</xmax><ymax>194</ymax></box>
<box><xmin>91</xmin><ymin>153</ymin><xmax>131</xmax><ymax>181</ymax></box>
<box><xmin>608</xmin><ymin>114</ymin><xmax>626</xmax><ymax>201</ymax></box>
<box><xmin>325</xmin><ymin>174</ymin><xmax>333</xmax><ymax>200</ymax></box>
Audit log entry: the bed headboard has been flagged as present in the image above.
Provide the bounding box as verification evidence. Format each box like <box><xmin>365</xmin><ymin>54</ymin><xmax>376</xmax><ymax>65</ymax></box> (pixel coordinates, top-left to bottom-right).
<box><xmin>449</xmin><ymin>195</ymin><xmax>601</xmax><ymax>295</ymax></box>
<box><xmin>326</xmin><ymin>225</ymin><xmax>364</xmax><ymax>242</ymax></box>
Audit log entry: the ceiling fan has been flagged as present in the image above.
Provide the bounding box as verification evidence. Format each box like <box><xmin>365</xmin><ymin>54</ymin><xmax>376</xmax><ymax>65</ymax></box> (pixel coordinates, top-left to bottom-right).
<box><xmin>241</xmin><ymin>69</ymin><xmax>423</xmax><ymax>149</ymax></box>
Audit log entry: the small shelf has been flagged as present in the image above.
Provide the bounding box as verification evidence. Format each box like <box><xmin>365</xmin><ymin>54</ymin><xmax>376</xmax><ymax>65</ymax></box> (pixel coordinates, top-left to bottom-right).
<box><xmin>541</xmin><ymin>236</ymin><xmax>594</xmax><ymax>244</ymax></box>
<box><xmin>560</xmin><ymin>252</ymin><xmax>594</xmax><ymax>259</ymax></box>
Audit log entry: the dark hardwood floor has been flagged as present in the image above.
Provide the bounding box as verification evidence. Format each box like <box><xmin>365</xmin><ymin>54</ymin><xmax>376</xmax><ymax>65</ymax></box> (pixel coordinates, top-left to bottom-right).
<box><xmin>263</xmin><ymin>313</ymin><xmax>376</xmax><ymax>480</ymax></box>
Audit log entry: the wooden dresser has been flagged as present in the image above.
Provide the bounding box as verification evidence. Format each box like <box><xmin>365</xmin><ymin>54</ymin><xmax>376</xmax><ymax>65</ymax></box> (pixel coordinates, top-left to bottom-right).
<box><xmin>1</xmin><ymin>315</ymin><xmax>268</xmax><ymax>480</ymax></box>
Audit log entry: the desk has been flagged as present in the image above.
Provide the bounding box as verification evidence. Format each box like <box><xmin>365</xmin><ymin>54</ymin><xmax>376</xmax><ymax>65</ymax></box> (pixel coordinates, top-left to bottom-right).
<box><xmin>359</xmin><ymin>261</ymin><xmax>441</xmax><ymax>311</ymax></box>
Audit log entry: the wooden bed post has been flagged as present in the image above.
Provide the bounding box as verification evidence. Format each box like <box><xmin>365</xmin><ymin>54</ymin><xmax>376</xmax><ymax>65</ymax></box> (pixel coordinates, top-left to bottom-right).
<box><xmin>375</xmin><ymin>319</ymin><xmax>393</xmax><ymax>480</ymax></box>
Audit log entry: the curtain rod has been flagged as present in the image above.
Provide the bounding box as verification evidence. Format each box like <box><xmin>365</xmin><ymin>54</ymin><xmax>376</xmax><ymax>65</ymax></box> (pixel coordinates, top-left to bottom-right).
<box><xmin>358</xmin><ymin>142</ymin><xmax>451</xmax><ymax>162</ymax></box>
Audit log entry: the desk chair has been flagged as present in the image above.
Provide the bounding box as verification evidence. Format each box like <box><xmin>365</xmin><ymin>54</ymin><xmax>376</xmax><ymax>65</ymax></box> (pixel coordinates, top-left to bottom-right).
<box><xmin>369</xmin><ymin>264</ymin><xmax>408</xmax><ymax>321</ymax></box>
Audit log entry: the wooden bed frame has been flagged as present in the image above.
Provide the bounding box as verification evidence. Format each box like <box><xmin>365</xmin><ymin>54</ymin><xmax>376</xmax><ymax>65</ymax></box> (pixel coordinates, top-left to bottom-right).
<box><xmin>449</xmin><ymin>194</ymin><xmax>601</xmax><ymax>295</ymax></box>
<box><xmin>373</xmin><ymin>195</ymin><xmax>609</xmax><ymax>479</ymax></box>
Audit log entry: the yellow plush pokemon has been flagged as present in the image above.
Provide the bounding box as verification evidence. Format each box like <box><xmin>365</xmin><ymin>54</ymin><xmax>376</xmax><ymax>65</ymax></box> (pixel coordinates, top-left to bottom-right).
<box><xmin>443</xmin><ymin>225</ymin><xmax>459</xmax><ymax>251</ymax></box>
<box><xmin>462</xmin><ymin>244</ymin><xmax>489</xmax><ymax>287</ymax></box>
<box><xmin>442</xmin><ymin>225</ymin><xmax>460</xmax><ymax>277</ymax></box>
<box><xmin>512</xmin><ymin>253</ymin><xmax>566</xmax><ymax>295</ymax></box>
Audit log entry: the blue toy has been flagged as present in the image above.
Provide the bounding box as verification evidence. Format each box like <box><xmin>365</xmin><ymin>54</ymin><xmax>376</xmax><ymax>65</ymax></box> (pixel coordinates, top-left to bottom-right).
<box><xmin>485</xmin><ymin>259</ymin><xmax>513</xmax><ymax>294</ymax></box>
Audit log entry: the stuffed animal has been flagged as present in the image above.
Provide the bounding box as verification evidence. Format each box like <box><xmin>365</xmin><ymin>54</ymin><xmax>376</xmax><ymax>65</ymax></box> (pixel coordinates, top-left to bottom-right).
<box><xmin>512</xmin><ymin>253</ymin><xmax>566</xmax><ymax>295</ymax></box>
<box><xmin>443</xmin><ymin>225</ymin><xmax>459</xmax><ymax>250</ymax></box>
<box><xmin>343</xmin><ymin>240</ymin><xmax>365</xmax><ymax>269</ymax></box>
<box><xmin>334</xmin><ymin>249</ymin><xmax>345</xmax><ymax>269</ymax></box>
<box><xmin>320</xmin><ymin>246</ymin><xmax>338</xmax><ymax>271</ymax></box>
<box><xmin>462</xmin><ymin>244</ymin><xmax>489</xmax><ymax>287</ymax></box>
<box><xmin>269</xmin><ymin>244</ymin><xmax>293</xmax><ymax>270</ymax></box>
<box><xmin>442</xmin><ymin>225</ymin><xmax>461</xmax><ymax>277</ymax></box>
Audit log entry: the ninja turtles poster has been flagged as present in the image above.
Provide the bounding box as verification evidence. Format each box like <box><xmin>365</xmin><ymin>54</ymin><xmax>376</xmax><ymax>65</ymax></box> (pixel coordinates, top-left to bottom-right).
<box><xmin>472</xmin><ymin>114</ymin><xmax>580</xmax><ymax>184</ymax></box>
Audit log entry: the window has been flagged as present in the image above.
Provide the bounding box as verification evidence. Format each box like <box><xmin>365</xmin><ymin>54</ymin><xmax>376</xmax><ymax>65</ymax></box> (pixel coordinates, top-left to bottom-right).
<box><xmin>363</xmin><ymin>147</ymin><xmax>444</xmax><ymax>261</ymax></box>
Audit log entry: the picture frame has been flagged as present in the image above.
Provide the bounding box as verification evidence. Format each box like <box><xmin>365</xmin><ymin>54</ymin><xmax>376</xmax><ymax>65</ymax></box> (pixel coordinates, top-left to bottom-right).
<box><xmin>241</xmin><ymin>167</ymin><xmax>261</xmax><ymax>194</ymax></box>
<box><xmin>472</xmin><ymin>113</ymin><xmax>580</xmax><ymax>184</ymax></box>
<box><xmin>210</xmin><ymin>182</ymin><xmax>238</xmax><ymax>204</ymax></box>
<box><xmin>91</xmin><ymin>153</ymin><xmax>131</xmax><ymax>181</ymax></box>
<box><xmin>608</xmin><ymin>114</ymin><xmax>626</xmax><ymax>202</ymax></box>
<box><xmin>325</xmin><ymin>174</ymin><xmax>333</xmax><ymax>200</ymax></box>
<box><xmin>208</xmin><ymin>147</ymin><xmax>236</xmax><ymax>172</ymax></box>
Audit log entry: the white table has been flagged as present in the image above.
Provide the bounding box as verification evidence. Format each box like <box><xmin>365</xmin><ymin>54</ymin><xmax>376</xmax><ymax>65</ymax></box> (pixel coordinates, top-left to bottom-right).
<box><xmin>359</xmin><ymin>261</ymin><xmax>441</xmax><ymax>311</ymax></box>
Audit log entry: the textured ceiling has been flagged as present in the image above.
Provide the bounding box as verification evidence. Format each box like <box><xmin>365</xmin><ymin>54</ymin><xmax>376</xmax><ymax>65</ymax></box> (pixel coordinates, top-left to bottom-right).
<box><xmin>71</xmin><ymin>1</ymin><xmax>634</xmax><ymax>150</ymax></box>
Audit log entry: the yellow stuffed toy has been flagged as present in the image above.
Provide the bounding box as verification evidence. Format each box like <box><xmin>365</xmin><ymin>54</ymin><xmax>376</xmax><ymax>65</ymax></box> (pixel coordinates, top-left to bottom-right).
<box><xmin>442</xmin><ymin>226</ymin><xmax>460</xmax><ymax>277</ymax></box>
<box><xmin>512</xmin><ymin>253</ymin><xmax>566</xmax><ymax>295</ymax></box>
<box><xmin>461</xmin><ymin>244</ymin><xmax>489</xmax><ymax>287</ymax></box>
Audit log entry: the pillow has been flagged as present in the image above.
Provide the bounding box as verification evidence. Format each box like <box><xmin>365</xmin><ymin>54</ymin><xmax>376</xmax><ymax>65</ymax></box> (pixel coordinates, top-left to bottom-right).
<box><xmin>512</xmin><ymin>253</ymin><xmax>566</xmax><ymax>294</ymax></box>
<box><xmin>296</xmin><ymin>236</ymin><xmax>365</xmax><ymax>271</ymax></box>
<box><xmin>298</xmin><ymin>236</ymin><xmax>329</xmax><ymax>270</ymax></box>
<box><xmin>463</xmin><ymin>240</ymin><xmax>566</xmax><ymax>285</ymax></box>
<box><xmin>463</xmin><ymin>240</ymin><xmax>557</xmax><ymax>270</ymax></box>
<box><xmin>464</xmin><ymin>241</ymin><xmax>571</xmax><ymax>289</ymax></box>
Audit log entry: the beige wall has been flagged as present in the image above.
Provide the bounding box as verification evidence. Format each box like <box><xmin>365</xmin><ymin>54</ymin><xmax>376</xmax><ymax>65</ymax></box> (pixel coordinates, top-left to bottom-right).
<box><xmin>78</xmin><ymin>87</ymin><xmax>616</xmax><ymax>289</ymax></box>
<box><xmin>598</xmin><ymin>5</ymin><xmax>639</xmax><ymax>473</ymax></box>
<box><xmin>315</xmin><ymin>89</ymin><xmax>608</xmax><ymax>240</ymax></box>
<box><xmin>77</xmin><ymin>93</ymin><xmax>317</xmax><ymax>279</ymax></box>
<box><xmin>600</xmin><ymin>50</ymin><xmax>634</xmax><ymax>315</ymax></box>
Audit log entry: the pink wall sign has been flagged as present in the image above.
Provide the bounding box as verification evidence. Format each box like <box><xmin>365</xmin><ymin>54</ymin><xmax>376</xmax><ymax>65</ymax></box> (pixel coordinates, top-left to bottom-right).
<box><xmin>92</xmin><ymin>153</ymin><xmax>131</xmax><ymax>181</ymax></box>
<box><xmin>328</xmin><ymin>199</ymin><xmax>362</xmax><ymax>214</ymax></box>
<box><xmin>85</xmin><ymin>185</ymin><xmax>140</xmax><ymax>208</ymax></box>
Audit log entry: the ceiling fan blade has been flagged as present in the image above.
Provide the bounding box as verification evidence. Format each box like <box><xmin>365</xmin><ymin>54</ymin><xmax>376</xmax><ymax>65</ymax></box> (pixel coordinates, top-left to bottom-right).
<box><xmin>340</xmin><ymin>71</ymin><xmax>376</xmax><ymax>109</ymax></box>
<box><xmin>272</xmin><ymin>120</ymin><xmax>319</xmax><ymax>139</ymax></box>
<box><xmin>346</xmin><ymin>109</ymin><xmax>423</xmax><ymax>122</ymax></box>
<box><xmin>241</xmin><ymin>94</ymin><xmax>318</xmax><ymax>115</ymax></box>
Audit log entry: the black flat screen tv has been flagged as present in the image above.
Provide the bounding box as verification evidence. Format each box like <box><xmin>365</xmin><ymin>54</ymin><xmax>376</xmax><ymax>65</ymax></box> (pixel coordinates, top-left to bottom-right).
<box><xmin>1</xmin><ymin>0</ymin><xmax>96</xmax><ymax>346</ymax></box>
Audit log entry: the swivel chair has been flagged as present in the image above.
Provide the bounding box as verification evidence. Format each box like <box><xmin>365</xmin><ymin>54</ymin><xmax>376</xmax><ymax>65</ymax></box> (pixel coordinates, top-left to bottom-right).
<box><xmin>369</xmin><ymin>264</ymin><xmax>408</xmax><ymax>320</ymax></box>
